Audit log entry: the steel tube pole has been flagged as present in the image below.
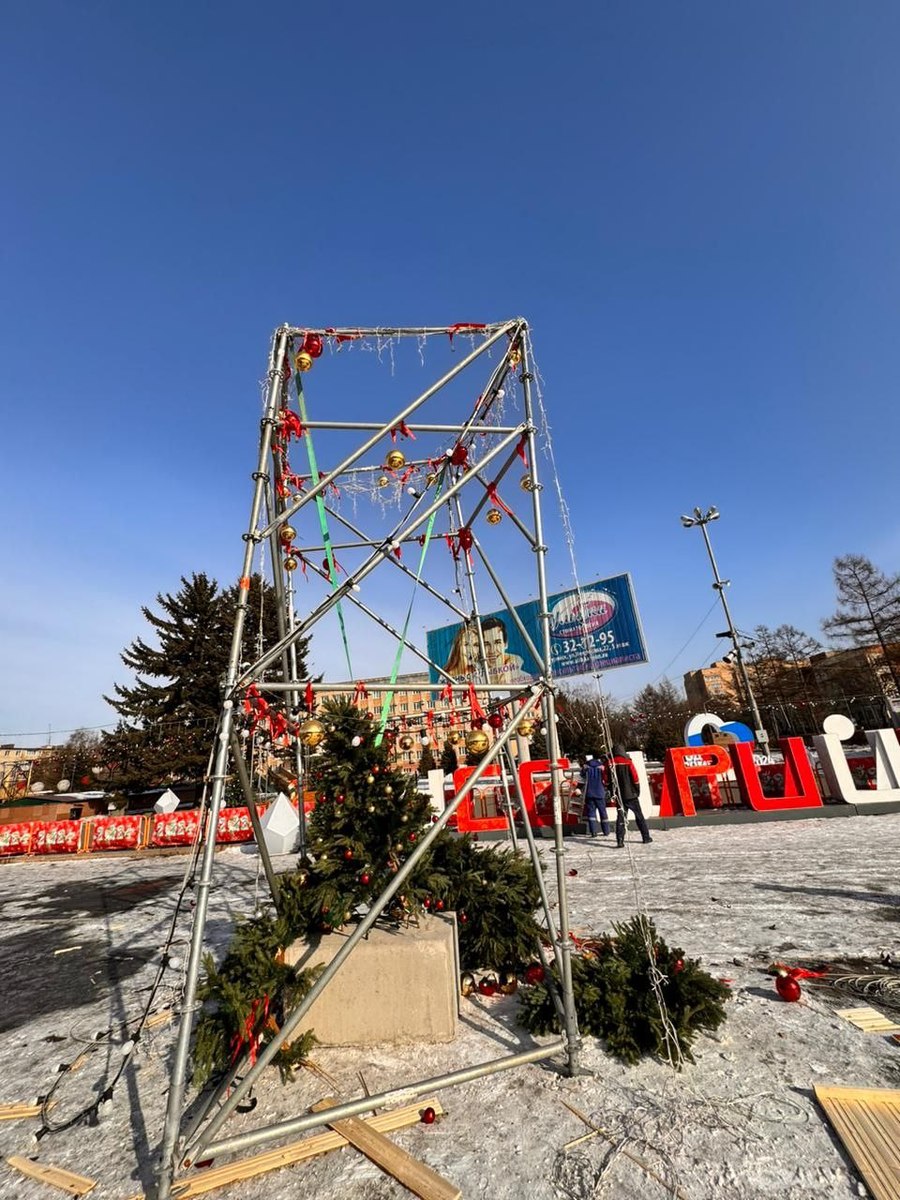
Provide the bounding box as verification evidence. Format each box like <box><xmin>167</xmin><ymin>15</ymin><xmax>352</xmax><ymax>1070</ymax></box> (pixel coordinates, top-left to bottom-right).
<box><xmin>188</xmin><ymin>691</ymin><xmax>543</xmax><ymax>1159</ymax></box>
<box><xmin>323</xmin><ymin>504</ymin><xmax>470</xmax><ymax>621</ymax></box>
<box><xmin>303</xmin><ymin>421</ymin><xmax>523</xmax><ymax>433</ymax></box>
<box><xmin>228</xmin><ymin>731</ymin><xmax>281</xmax><ymax>910</ymax></box>
<box><xmin>519</xmin><ymin>336</ymin><xmax>581</xmax><ymax>1077</ymax></box>
<box><xmin>155</xmin><ymin>328</ymin><xmax>290</xmax><ymax>1200</ymax></box>
<box><xmin>200</xmin><ymin>1040</ymin><xmax>565</xmax><ymax>1160</ymax></box>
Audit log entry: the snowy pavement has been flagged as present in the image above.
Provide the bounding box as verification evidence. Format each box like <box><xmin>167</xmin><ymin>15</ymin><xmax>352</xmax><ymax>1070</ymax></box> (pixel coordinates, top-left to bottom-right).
<box><xmin>0</xmin><ymin>812</ymin><xmax>897</xmax><ymax>1200</ymax></box>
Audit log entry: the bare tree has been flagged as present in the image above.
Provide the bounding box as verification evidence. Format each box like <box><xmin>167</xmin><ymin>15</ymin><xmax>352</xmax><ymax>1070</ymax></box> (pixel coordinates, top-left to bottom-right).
<box><xmin>822</xmin><ymin>555</ymin><xmax>900</xmax><ymax>693</ymax></box>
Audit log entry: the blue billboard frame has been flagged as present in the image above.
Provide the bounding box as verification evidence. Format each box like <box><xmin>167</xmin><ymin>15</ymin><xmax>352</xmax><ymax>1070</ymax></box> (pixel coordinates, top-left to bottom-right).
<box><xmin>426</xmin><ymin>573</ymin><xmax>648</xmax><ymax>684</ymax></box>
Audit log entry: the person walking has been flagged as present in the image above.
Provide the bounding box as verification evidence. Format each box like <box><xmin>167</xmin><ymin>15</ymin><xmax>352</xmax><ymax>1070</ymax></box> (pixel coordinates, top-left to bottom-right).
<box><xmin>604</xmin><ymin>744</ymin><xmax>652</xmax><ymax>847</ymax></box>
<box><xmin>580</xmin><ymin>754</ymin><xmax>610</xmax><ymax>837</ymax></box>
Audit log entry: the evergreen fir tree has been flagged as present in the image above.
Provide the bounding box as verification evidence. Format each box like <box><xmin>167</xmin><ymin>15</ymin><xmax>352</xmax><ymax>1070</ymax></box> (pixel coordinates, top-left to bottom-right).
<box><xmin>102</xmin><ymin>573</ymin><xmax>304</xmax><ymax>792</ymax></box>
<box><xmin>518</xmin><ymin>914</ymin><xmax>729</xmax><ymax>1065</ymax></box>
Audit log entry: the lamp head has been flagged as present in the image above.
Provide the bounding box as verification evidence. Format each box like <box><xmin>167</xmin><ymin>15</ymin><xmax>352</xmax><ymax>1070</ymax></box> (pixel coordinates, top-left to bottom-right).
<box><xmin>707</xmin><ymin>506</ymin><xmax>720</xmax><ymax>521</ymax></box>
<box><xmin>680</xmin><ymin>515</ymin><xmax>695</xmax><ymax>528</ymax></box>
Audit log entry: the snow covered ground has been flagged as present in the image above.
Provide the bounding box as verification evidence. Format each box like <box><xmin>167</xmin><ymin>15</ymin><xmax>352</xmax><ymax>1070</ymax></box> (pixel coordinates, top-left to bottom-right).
<box><xmin>0</xmin><ymin>812</ymin><xmax>898</xmax><ymax>1200</ymax></box>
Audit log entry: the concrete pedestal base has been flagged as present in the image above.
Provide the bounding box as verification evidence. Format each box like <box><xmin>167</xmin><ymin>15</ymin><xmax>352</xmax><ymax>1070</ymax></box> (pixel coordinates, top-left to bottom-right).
<box><xmin>284</xmin><ymin>914</ymin><xmax>459</xmax><ymax>1046</ymax></box>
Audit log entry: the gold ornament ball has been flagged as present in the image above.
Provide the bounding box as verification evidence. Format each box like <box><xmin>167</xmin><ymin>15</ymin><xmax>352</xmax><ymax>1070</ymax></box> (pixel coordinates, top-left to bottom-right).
<box><xmin>298</xmin><ymin>718</ymin><xmax>326</xmax><ymax>747</ymax></box>
<box><xmin>486</xmin><ymin>507</ymin><xmax>503</xmax><ymax>525</ymax></box>
<box><xmin>377</xmin><ymin>475</ymin><xmax>390</xmax><ymax>488</ymax></box>
<box><xmin>425</xmin><ymin>472</ymin><xmax>437</xmax><ymax>487</ymax></box>
<box><xmin>466</xmin><ymin>729</ymin><xmax>490</xmax><ymax>756</ymax></box>
<box><xmin>284</xmin><ymin>556</ymin><xmax>299</xmax><ymax>572</ymax></box>
<box><xmin>385</xmin><ymin>449</ymin><xmax>406</xmax><ymax>471</ymax></box>
<box><xmin>460</xmin><ymin>971</ymin><xmax>476</xmax><ymax>997</ymax></box>
<box><xmin>367</xmin><ymin>804</ymin><xmax>375</xmax><ymax>813</ymax></box>
<box><xmin>399</xmin><ymin>734</ymin><xmax>414</xmax><ymax>751</ymax></box>
<box><xmin>508</xmin><ymin>346</ymin><xmax>522</xmax><ymax>367</ymax></box>
<box><xmin>280</xmin><ymin>524</ymin><xmax>296</xmax><ymax>543</ymax></box>
<box><xmin>517</xmin><ymin>719</ymin><xmax>535</xmax><ymax>738</ymax></box>
<box><xmin>448</xmin><ymin>731</ymin><xmax>462</xmax><ymax>745</ymax></box>
<box><xmin>499</xmin><ymin>971</ymin><xmax>519</xmax><ymax>995</ymax></box>
<box><xmin>295</xmin><ymin>350</ymin><xmax>313</xmax><ymax>372</ymax></box>
<box><xmin>520</xmin><ymin>474</ymin><xmax>536</xmax><ymax>492</ymax></box>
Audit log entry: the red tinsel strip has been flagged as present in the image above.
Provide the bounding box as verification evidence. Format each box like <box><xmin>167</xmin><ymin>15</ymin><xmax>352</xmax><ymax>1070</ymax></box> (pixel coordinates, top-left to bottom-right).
<box><xmin>305</xmin><ymin>681</ymin><xmax>314</xmax><ymax>711</ymax></box>
<box><xmin>390</xmin><ymin>421</ymin><xmax>416</xmax><ymax>442</ymax></box>
<box><xmin>447</xmin><ymin>322</ymin><xmax>487</xmax><ymax>342</ymax></box>
<box><xmin>486</xmin><ymin>482</ymin><xmax>514</xmax><ymax>516</ymax></box>
<box><xmin>229</xmin><ymin>995</ymin><xmax>270</xmax><ymax>1066</ymax></box>
<box><xmin>467</xmin><ymin>683</ymin><xmax>486</xmax><ymax>722</ymax></box>
<box><xmin>516</xmin><ymin>434</ymin><xmax>528</xmax><ymax>466</ymax></box>
<box><xmin>773</xmin><ymin>962</ymin><xmax>829</xmax><ymax>980</ymax></box>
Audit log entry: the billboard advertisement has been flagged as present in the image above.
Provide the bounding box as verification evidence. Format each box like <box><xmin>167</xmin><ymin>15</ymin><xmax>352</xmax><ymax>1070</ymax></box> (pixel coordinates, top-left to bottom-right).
<box><xmin>426</xmin><ymin>573</ymin><xmax>648</xmax><ymax>684</ymax></box>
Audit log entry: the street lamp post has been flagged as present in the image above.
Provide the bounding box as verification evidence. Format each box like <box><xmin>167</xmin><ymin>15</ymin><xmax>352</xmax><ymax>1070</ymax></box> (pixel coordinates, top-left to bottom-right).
<box><xmin>680</xmin><ymin>506</ymin><xmax>769</xmax><ymax>754</ymax></box>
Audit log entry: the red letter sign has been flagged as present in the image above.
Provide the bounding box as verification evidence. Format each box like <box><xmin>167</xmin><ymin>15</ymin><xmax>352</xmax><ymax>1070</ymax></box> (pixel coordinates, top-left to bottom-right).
<box><xmin>729</xmin><ymin>738</ymin><xmax>822</xmax><ymax>811</ymax></box>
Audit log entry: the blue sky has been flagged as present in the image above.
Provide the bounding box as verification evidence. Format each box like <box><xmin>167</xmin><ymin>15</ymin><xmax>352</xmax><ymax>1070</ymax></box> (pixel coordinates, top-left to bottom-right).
<box><xmin>3</xmin><ymin>2</ymin><xmax>900</xmax><ymax>745</ymax></box>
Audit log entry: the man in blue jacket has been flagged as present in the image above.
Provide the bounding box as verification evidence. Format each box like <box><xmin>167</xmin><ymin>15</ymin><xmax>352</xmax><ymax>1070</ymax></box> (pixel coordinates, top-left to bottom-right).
<box><xmin>580</xmin><ymin>755</ymin><xmax>610</xmax><ymax>837</ymax></box>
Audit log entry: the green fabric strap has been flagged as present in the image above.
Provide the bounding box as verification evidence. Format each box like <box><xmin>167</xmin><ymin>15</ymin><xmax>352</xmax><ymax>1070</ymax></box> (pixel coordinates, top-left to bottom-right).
<box><xmin>295</xmin><ymin>378</ymin><xmax>354</xmax><ymax>680</ymax></box>
<box><xmin>374</xmin><ymin>468</ymin><xmax>445</xmax><ymax>746</ymax></box>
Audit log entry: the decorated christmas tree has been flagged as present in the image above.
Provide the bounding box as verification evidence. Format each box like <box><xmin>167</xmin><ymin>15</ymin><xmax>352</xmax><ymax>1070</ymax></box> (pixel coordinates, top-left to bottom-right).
<box><xmin>277</xmin><ymin>697</ymin><xmax>444</xmax><ymax>931</ymax></box>
<box><xmin>518</xmin><ymin>914</ymin><xmax>729</xmax><ymax>1065</ymax></box>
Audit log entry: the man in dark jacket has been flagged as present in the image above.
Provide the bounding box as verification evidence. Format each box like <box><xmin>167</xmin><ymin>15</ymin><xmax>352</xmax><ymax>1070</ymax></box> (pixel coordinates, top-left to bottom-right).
<box><xmin>580</xmin><ymin>755</ymin><xmax>610</xmax><ymax>836</ymax></box>
<box><xmin>603</xmin><ymin>744</ymin><xmax>652</xmax><ymax>847</ymax></box>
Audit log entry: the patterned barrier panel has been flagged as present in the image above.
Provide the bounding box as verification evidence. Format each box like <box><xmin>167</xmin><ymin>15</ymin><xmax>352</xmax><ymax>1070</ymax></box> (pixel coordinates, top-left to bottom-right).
<box><xmin>215</xmin><ymin>806</ymin><xmax>260</xmax><ymax>843</ymax></box>
<box><xmin>150</xmin><ymin>809</ymin><xmax>201</xmax><ymax>848</ymax></box>
<box><xmin>0</xmin><ymin>823</ymin><xmax>34</xmax><ymax>857</ymax></box>
<box><xmin>87</xmin><ymin>814</ymin><xmax>144</xmax><ymax>852</ymax></box>
<box><xmin>31</xmin><ymin>820</ymin><xmax>81</xmax><ymax>855</ymax></box>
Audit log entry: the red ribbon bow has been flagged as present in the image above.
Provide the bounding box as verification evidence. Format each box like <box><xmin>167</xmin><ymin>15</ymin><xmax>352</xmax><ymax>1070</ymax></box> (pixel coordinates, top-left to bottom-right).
<box><xmin>486</xmin><ymin>482</ymin><xmax>514</xmax><ymax>516</ymax></box>
<box><xmin>352</xmin><ymin>681</ymin><xmax>369</xmax><ymax>705</ymax></box>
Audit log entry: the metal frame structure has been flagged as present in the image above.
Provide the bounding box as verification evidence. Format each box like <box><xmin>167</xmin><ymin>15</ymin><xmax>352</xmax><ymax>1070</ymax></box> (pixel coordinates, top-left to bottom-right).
<box><xmin>156</xmin><ymin>319</ymin><xmax>581</xmax><ymax>1198</ymax></box>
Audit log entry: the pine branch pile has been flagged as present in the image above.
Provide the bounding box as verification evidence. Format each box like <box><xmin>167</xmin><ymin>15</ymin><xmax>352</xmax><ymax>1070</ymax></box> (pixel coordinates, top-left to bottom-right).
<box><xmin>518</xmin><ymin>914</ymin><xmax>729</xmax><ymax>1065</ymax></box>
<box><xmin>192</xmin><ymin>912</ymin><xmax>320</xmax><ymax>1087</ymax></box>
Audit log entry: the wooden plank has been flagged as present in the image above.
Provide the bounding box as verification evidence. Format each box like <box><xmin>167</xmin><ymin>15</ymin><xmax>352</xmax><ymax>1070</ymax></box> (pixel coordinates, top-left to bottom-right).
<box><xmin>815</xmin><ymin>1085</ymin><xmax>900</xmax><ymax>1200</ymax></box>
<box><xmin>124</xmin><ymin>1100</ymin><xmax>445</xmax><ymax>1200</ymax></box>
<box><xmin>314</xmin><ymin>1096</ymin><xmax>460</xmax><ymax>1200</ymax></box>
<box><xmin>0</xmin><ymin>1103</ymin><xmax>42</xmax><ymax>1120</ymax></box>
<box><xmin>5</xmin><ymin>1156</ymin><xmax>97</xmax><ymax>1196</ymax></box>
<box><xmin>835</xmin><ymin>1006</ymin><xmax>900</xmax><ymax>1034</ymax></box>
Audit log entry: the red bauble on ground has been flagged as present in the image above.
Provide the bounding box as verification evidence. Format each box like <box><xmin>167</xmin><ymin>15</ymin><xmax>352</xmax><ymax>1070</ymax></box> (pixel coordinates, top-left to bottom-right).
<box><xmin>435</xmin><ymin>899</ymin><xmax>445</xmax><ymax>911</ymax></box>
<box><xmin>567</xmin><ymin>868</ymin><xmax>578</xmax><ymax>877</ymax></box>
<box><xmin>478</xmin><ymin>977</ymin><xmax>498</xmax><ymax>996</ymax></box>
<box><xmin>673</xmin><ymin>958</ymin><xmax>685</xmax><ymax>973</ymax></box>
<box><xmin>524</xmin><ymin>963</ymin><xmax>545</xmax><ymax>986</ymax></box>
<box><xmin>776</xmin><ymin>974</ymin><xmax>802</xmax><ymax>1002</ymax></box>
<box><xmin>421</xmin><ymin>1106</ymin><xmax>436</xmax><ymax>1125</ymax></box>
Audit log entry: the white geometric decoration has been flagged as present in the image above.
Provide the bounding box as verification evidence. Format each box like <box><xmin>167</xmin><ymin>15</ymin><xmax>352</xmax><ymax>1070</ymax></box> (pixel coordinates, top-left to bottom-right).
<box><xmin>154</xmin><ymin>788</ymin><xmax>180</xmax><ymax>814</ymax></box>
<box><xmin>258</xmin><ymin>792</ymin><xmax>300</xmax><ymax>855</ymax></box>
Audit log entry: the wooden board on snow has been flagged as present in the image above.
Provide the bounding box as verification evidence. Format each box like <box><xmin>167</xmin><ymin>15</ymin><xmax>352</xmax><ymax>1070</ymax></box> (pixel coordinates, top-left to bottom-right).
<box><xmin>5</xmin><ymin>1156</ymin><xmax>97</xmax><ymax>1196</ymax></box>
<box><xmin>314</xmin><ymin>1096</ymin><xmax>461</xmax><ymax>1200</ymax></box>
<box><xmin>124</xmin><ymin>1100</ymin><xmax>446</xmax><ymax>1200</ymax></box>
<box><xmin>815</xmin><ymin>1085</ymin><xmax>900</xmax><ymax>1200</ymax></box>
<box><xmin>835</xmin><ymin>1006</ymin><xmax>900</xmax><ymax>1034</ymax></box>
